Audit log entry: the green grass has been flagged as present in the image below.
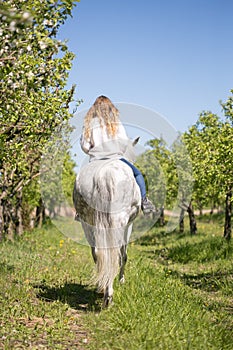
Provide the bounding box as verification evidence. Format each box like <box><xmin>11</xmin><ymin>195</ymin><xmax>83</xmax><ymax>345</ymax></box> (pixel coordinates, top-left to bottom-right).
<box><xmin>0</xmin><ymin>224</ymin><xmax>96</xmax><ymax>349</ymax></box>
<box><xmin>0</xmin><ymin>217</ymin><xmax>232</xmax><ymax>349</ymax></box>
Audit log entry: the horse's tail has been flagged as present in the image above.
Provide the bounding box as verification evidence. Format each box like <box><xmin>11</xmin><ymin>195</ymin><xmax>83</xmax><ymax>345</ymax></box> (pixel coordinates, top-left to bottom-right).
<box><xmin>93</xmin><ymin>212</ymin><xmax>122</xmax><ymax>295</ymax></box>
<box><xmin>92</xmin><ymin>164</ymin><xmax>125</xmax><ymax>294</ymax></box>
<box><xmin>94</xmin><ymin>245</ymin><xmax>120</xmax><ymax>293</ymax></box>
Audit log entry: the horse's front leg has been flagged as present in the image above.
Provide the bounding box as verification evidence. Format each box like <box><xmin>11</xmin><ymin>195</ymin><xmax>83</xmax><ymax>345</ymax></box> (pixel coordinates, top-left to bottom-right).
<box><xmin>119</xmin><ymin>245</ymin><xmax>127</xmax><ymax>284</ymax></box>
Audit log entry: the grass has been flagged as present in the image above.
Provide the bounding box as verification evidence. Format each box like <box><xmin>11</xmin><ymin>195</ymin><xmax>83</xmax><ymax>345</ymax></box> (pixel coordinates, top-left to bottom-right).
<box><xmin>0</xmin><ymin>216</ymin><xmax>232</xmax><ymax>349</ymax></box>
<box><xmin>0</xmin><ymin>224</ymin><xmax>95</xmax><ymax>349</ymax></box>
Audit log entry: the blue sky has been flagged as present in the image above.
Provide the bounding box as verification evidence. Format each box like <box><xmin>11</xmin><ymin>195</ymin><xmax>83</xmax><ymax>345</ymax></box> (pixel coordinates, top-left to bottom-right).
<box><xmin>58</xmin><ymin>0</ymin><xmax>233</xmax><ymax>133</ymax></box>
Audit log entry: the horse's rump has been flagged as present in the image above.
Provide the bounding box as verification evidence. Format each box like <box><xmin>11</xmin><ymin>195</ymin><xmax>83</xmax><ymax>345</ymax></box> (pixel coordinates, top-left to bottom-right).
<box><xmin>73</xmin><ymin>159</ymin><xmax>141</xmax><ymax>248</ymax></box>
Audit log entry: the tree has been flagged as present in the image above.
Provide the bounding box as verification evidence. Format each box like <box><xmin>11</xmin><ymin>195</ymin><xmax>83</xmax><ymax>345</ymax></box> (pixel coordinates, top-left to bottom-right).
<box><xmin>183</xmin><ymin>108</ymin><xmax>233</xmax><ymax>240</ymax></box>
<box><xmin>136</xmin><ymin>138</ymin><xmax>173</xmax><ymax>226</ymax></box>
<box><xmin>171</xmin><ymin>136</ymin><xmax>195</xmax><ymax>234</ymax></box>
<box><xmin>220</xmin><ymin>91</ymin><xmax>233</xmax><ymax>240</ymax></box>
<box><xmin>0</xmin><ymin>0</ymin><xmax>79</xmax><ymax>238</ymax></box>
<box><xmin>137</xmin><ymin>137</ymin><xmax>194</xmax><ymax>233</ymax></box>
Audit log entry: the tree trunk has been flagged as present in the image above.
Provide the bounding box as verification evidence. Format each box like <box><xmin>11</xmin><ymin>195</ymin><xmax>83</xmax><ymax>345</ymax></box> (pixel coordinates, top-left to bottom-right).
<box><xmin>1</xmin><ymin>198</ymin><xmax>14</xmax><ymax>239</ymax></box>
<box><xmin>197</xmin><ymin>201</ymin><xmax>203</xmax><ymax>216</ymax></box>
<box><xmin>0</xmin><ymin>181</ymin><xmax>24</xmax><ymax>238</ymax></box>
<box><xmin>179</xmin><ymin>208</ymin><xmax>185</xmax><ymax>233</ymax></box>
<box><xmin>35</xmin><ymin>197</ymin><xmax>46</xmax><ymax>228</ymax></box>
<box><xmin>0</xmin><ymin>203</ymin><xmax>3</xmax><ymax>241</ymax></box>
<box><xmin>159</xmin><ymin>206</ymin><xmax>165</xmax><ymax>226</ymax></box>
<box><xmin>187</xmin><ymin>201</ymin><xmax>197</xmax><ymax>235</ymax></box>
<box><xmin>224</xmin><ymin>189</ymin><xmax>232</xmax><ymax>241</ymax></box>
<box><xmin>15</xmin><ymin>191</ymin><xmax>23</xmax><ymax>236</ymax></box>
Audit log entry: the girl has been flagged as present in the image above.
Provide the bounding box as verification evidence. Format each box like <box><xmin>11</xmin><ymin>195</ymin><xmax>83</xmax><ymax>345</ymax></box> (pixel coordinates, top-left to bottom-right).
<box><xmin>80</xmin><ymin>95</ymin><xmax>155</xmax><ymax>214</ymax></box>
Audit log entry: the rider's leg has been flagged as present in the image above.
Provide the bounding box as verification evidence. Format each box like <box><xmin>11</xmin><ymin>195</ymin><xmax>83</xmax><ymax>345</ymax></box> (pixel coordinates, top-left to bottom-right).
<box><xmin>120</xmin><ymin>158</ymin><xmax>155</xmax><ymax>214</ymax></box>
<box><xmin>120</xmin><ymin>158</ymin><xmax>146</xmax><ymax>198</ymax></box>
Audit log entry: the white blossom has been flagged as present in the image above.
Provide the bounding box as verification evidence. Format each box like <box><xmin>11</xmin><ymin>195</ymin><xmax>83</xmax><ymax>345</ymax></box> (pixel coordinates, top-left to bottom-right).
<box><xmin>39</xmin><ymin>41</ymin><xmax>47</xmax><ymax>50</ymax></box>
<box><xmin>43</xmin><ymin>19</ymin><xmax>53</xmax><ymax>27</ymax></box>
<box><xmin>12</xmin><ymin>82</ymin><xmax>20</xmax><ymax>89</ymax></box>
<box><xmin>26</xmin><ymin>71</ymin><xmax>34</xmax><ymax>80</ymax></box>
<box><xmin>9</xmin><ymin>21</ymin><xmax>16</xmax><ymax>32</ymax></box>
<box><xmin>22</xmin><ymin>12</ymin><xmax>31</xmax><ymax>20</ymax></box>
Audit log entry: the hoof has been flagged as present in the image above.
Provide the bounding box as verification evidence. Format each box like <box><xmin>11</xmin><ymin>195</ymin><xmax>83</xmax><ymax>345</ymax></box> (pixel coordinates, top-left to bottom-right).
<box><xmin>103</xmin><ymin>295</ymin><xmax>113</xmax><ymax>308</ymax></box>
<box><xmin>119</xmin><ymin>275</ymin><xmax>125</xmax><ymax>284</ymax></box>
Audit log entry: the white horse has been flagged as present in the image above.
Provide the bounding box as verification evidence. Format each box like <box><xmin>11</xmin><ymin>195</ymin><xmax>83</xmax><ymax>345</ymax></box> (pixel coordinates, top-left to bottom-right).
<box><xmin>73</xmin><ymin>142</ymin><xmax>141</xmax><ymax>307</ymax></box>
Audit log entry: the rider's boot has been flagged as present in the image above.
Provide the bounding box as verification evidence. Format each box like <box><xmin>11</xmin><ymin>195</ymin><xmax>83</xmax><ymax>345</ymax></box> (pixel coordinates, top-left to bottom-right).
<box><xmin>141</xmin><ymin>197</ymin><xmax>156</xmax><ymax>215</ymax></box>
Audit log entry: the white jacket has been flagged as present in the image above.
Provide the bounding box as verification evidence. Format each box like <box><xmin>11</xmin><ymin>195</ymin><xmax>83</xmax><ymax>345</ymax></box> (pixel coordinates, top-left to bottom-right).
<box><xmin>80</xmin><ymin>117</ymin><xmax>136</xmax><ymax>162</ymax></box>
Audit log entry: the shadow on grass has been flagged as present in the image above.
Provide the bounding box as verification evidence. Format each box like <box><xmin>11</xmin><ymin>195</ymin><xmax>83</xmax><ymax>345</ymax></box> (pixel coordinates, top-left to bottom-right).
<box><xmin>143</xmin><ymin>235</ymin><xmax>233</xmax><ymax>264</ymax></box>
<box><xmin>198</xmin><ymin>212</ymin><xmax>224</xmax><ymax>224</ymax></box>
<box><xmin>0</xmin><ymin>262</ymin><xmax>15</xmax><ymax>274</ymax></box>
<box><xmin>35</xmin><ymin>282</ymin><xmax>102</xmax><ymax>312</ymax></box>
<box><xmin>169</xmin><ymin>269</ymin><xmax>233</xmax><ymax>294</ymax></box>
<box><xmin>165</xmin><ymin>237</ymin><xmax>233</xmax><ymax>263</ymax></box>
<box><xmin>135</xmin><ymin>229</ymin><xmax>179</xmax><ymax>246</ymax></box>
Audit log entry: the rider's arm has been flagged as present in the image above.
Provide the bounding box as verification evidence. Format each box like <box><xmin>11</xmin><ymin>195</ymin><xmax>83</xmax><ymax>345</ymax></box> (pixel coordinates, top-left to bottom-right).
<box><xmin>80</xmin><ymin>118</ymin><xmax>102</xmax><ymax>153</ymax></box>
<box><xmin>80</xmin><ymin>133</ymin><xmax>92</xmax><ymax>154</ymax></box>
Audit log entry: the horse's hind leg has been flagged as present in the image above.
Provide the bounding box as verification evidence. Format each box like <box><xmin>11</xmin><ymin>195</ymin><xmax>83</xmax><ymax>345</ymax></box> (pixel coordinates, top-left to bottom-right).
<box><xmin>91</xmin><ymin>246</ymin><xmax>97</xmax><ymax>264</ymax></box>
<box><xmin>103</xmin><ymin>283</ymin><xmax>114</xmax><ymax>307</ymax></box>
<box><xmin>119</xmin><ymin>245</ymin><xmax>127</xmax><ymax>284</ymax></box>
<box><xmin>119</xmin><ymin>224</ymin><xmax>132</xmax><ymax>283</ymax></box>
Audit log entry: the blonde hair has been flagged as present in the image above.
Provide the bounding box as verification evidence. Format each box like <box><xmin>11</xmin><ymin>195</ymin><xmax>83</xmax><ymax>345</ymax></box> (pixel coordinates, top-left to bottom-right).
<box><xmin>83</xmin><ymin>96</ymin><xmax>120</xmax><ymax>140</ymax></box>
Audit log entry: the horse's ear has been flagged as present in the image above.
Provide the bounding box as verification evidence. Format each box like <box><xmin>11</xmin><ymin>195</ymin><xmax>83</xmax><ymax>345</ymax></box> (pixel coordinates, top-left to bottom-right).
<box><xmin>132</xmin><ymin>136</ymin><xmax>140</xmax><ymax>146</ymax></box>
